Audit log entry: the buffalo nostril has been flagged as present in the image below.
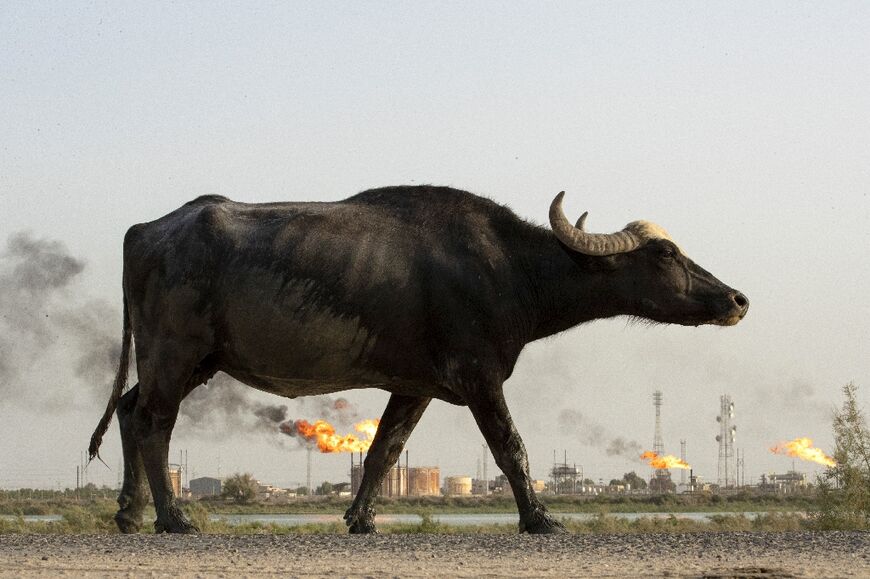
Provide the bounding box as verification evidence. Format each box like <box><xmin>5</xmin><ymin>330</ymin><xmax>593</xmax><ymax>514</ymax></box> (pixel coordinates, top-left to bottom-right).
<box><xmin>732</xmin><ymin>292</ymin><xmax>749</xmax><ymax>309</ymax></box>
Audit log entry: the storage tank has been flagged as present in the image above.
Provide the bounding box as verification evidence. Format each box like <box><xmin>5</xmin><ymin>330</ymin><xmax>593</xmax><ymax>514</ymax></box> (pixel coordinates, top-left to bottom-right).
<box><xmin>408</xmin><ymin>467</ymin><xmax>440</xmax><ymax>496</ymax></box>
<box><xmin>353</xmin><ymin>464</ymin><xmax>441</xmax><ymax>497</ymax></box>
<box><xmin>445</xmin><ymin>476</ymin><xmax>473</xmax><ymax>496</ymax></box>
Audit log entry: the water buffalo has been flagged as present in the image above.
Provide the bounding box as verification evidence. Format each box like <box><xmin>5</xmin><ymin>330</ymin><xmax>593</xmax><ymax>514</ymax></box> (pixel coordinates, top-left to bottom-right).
<box><xmin>89</xmin><ymin>185</ymin><xmax>748</xmax><ymax>534</ymax></box>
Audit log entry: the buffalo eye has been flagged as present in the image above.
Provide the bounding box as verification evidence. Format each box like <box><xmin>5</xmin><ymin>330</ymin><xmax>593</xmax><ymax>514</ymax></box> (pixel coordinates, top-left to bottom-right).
<box><xmin>659</xmin><ymin>245</ymin><xmax>677</xmax><ymax>261</ymax></box>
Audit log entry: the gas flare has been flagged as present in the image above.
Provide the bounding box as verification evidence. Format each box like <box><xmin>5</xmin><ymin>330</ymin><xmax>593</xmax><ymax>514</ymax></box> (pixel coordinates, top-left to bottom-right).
<box><xmin>770</xmin><ymin>437</ymin><xmax>836</xmax><ymax>467</ymax></box>
<box><xmin>281</xmin><ymin>418</ymin><xmax>380</xmax><ymax>453</ymax></box>
<box><xmin>640</xmin><ymin>451</ymin><xmax>690</xmax><ymax>470</ymax></box>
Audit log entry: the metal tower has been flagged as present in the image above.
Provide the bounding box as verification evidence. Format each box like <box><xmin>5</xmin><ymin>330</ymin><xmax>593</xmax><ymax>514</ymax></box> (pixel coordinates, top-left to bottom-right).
<box><xmin>648</xmin><ymin>390</ymin><xmax>675</xmax><ymax>493</ymax></box>
<box><xmin>716</xmin><ymin>395</ymin><xmax>736</xmax><ymax>487</ymax></box>
<box><xmin>652</xmin><ymin>391</ymin><xmax>670</xmax><ymax>481</ymax></box>
<box><xmin>653</xmin><ymin>391</ymin><xmax>664</xmax><ymax>454</ymax></box>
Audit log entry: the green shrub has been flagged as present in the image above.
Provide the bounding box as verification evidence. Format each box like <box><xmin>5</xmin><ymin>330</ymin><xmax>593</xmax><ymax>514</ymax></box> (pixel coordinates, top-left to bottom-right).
<box><xmin>185</xmin><ymin>501</ymin><xmax>211</xmax><ymax>533</ymax></box>
<box><xmin>812</xmin><ymin>383</ymin><xmax>870</xmax><ymax>530</ymax></box>
<box><xmin>61</xmin><ymin>506</ymin><xmax>100</xmax><ymax>532</ymax></box>
<box><xmin>0</xmin><ymin>515</ymin><xmax>27</xmax><ymax>533</ymax></box>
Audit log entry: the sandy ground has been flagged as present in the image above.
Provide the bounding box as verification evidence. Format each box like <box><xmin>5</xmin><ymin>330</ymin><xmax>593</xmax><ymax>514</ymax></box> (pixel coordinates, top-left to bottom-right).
<box><xmin>0</xmin><ymin>532</ymin><xmax>867</xmax><ymax>578</ymax></box>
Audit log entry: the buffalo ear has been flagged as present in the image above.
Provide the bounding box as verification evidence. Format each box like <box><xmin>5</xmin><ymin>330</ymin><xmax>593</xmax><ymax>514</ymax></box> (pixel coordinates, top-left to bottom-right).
<box><xmin>566</xmin><ymin>250</ymin><xmax>620</xmax><ymax>271</ymax></box>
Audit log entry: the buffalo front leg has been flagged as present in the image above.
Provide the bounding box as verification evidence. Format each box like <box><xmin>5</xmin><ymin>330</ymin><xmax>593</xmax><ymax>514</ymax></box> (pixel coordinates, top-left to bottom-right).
<box><xmin>114</xmin><ymin>384</ymin><xmax>149</xmax><ymax>533</ymax></box>
<box><xmin>467</xmin><ymin>387</ymin><xmax>566</xmax><ymax>534</ymax></box>
<box><xmin>344</xmin><ymin>394</ymin><xmax>431</xmax><ymax>533</ymax></box>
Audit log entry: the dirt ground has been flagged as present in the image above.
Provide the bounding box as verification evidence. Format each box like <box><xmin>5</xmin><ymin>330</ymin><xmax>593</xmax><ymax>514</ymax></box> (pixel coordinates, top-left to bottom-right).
<box><xmin>0</xmin><ymin>531</ymin><xmax>867</xmax><ymax>578</ymax></box>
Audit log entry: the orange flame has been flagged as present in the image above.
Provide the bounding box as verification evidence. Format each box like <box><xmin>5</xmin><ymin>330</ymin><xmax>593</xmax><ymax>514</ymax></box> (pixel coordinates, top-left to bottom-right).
<box><xmin>770</xmin><ymin>437</ymin><xmax>836</xmax><ymax>467</ymax></box>
<box><xmin>641</xmin><ymin>451</ymin><xmax>691</xmax><ymax>470</ymax></box>
<box><xmin>288</xmin><ymin>418</ymin><xmax>380</xmax><ymax>453</ymax></box>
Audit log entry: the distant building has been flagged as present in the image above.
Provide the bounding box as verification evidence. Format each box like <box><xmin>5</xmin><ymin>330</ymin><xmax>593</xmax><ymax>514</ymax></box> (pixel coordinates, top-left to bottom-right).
<box><xmin>333</xmin><ymin>482</ymin><xmax>352</xmax><ymax>496</ymax></box>
<box><xmin>256</xmin><ymin>482</ymin><xmax>290</xmax><ymax>502</ymax></box>
<box><xmin>471</xmin><ymin>478</ymin><xmax>490</xmax><ymax>495</ymax></box>
<box><xmin>760</xmin><ymin>471</ymin><xmax>807</xmax><ymax>494</ymax></box>
<box><xmin>169</xmin><ymin>468</ymin><xmax>182</xmax><ymax>498</ymax></box>
<box><xmin>445</xmin><ymin>476</ymin><xmax>472</xmax><ymax>496</ymax></box>
<box><xmin>550</xmin><ymin>462</ymin><xmax>582</xmax><ymax>495</ymax></box>
<box><xmin>493</xmin><ymin>474</ymin><xmax>511</xmax><ymax>495</ymax></box>
<box><xmin>190</xmin><ymin>477</ymin><xmax>222</xmax><ymax>498</ymax></box>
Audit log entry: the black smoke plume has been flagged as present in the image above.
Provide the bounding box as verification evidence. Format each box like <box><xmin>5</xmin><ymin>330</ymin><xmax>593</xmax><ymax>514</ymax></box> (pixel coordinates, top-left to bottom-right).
<box><xmin>0</xmin><ymin>230</ymin><xmax>367</xmax><ymax>442</ymax></box>
<box><xmin>177</xmin><ymin>372</ymin><xmax>363</xmax><ymax>446</ymax></box>
<box><xmin>0</xmin><ymin>232</ymin><xmax>120</xmax><ymax>408</ymax></box>
<box><xmin>558</xmin><ymin>409</ymin><xmax>644</xmax><ymax>460</ymax></box>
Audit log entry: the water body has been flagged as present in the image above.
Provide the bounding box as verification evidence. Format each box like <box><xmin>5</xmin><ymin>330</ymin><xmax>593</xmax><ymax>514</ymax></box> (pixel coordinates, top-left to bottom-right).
<box><xmin>3</xmin><ymin>514</ymin><xmax>63</xmax><ymax>523</ymax></box>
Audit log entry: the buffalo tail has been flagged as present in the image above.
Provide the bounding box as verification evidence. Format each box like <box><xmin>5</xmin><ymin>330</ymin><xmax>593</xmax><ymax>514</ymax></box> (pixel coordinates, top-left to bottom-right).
<box><xmin>88</xmin><ymin>292</ymin><xmax>131</xmax><ymax>462</ymax></box>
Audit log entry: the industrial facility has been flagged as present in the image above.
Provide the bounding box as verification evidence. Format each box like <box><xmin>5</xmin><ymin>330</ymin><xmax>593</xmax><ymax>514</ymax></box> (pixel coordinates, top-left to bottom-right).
<box><xmin>65</xmin><ymin>392</ymin><xmax>824</xmax><ymax>502</ymax></box>
<box><xmin>550</xmin><ymin>451</ymin><xmax>583</xmax><ymax>494</ymax></box>
<box><xmin>350</xmin><ymin>453</ymin><xmax>440</xmax><ymax>497</ymax></box>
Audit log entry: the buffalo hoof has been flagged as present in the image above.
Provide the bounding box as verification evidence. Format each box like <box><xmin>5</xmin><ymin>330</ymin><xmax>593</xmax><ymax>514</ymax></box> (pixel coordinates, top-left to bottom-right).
<box><xmin>154</xmin><ymin>506</ymin><xmax>200</xmax><ymax>534</ymax></box>
<box><xmin>114</xmin><ymin>511</ymin><xmax>143</xmax><ymax>534</ymax></box>
<box><xmin>115</xmin><ymin>493</ymin><xmax>146</xmax><ymax>534</ymax></box>
<box><xmin>348</xmin><ymin>518</ymin><xmax>378</xmax><ymax>534</ymax></box>
<box><xmin>520</xmin><ymin>513</ymin><xmax>568</xmax><ymax>534</ymax></box>
<box><xmin>344</xmin><ymin>505</ymin><xmax>378</xmax><ymax>534</ymax></box>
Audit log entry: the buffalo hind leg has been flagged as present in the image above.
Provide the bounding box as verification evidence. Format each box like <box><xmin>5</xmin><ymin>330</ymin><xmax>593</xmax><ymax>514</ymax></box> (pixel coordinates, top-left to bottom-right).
<box><xmin>115</xmin><ymin>384</ymin><xmax>149</xmax><ymax>533</ymax></box>
<box><xmin>467</xmin><ymin>387</ymin><xmax>566</xmax><ymax>534</ymax></box>
<box><xmin>134</xmin><ymin>345</ymin><xmax>205</xmax><ymax>534</ymax></box>
<box><xmin>135</xmin><ymin>403</ymin><xmax>196</xmax><ymax>533</ymax></box>
<box><xmin>344</xmin><ymin>394</ymin><xmax>431</xmax><ymax>533</ymax></box>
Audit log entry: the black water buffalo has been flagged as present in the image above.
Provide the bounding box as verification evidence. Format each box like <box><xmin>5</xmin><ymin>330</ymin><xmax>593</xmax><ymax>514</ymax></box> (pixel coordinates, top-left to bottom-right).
<box><xmin>89</xmin><ymin>185</ymin><xmax>748</xmax><ymax>534</ymax></box>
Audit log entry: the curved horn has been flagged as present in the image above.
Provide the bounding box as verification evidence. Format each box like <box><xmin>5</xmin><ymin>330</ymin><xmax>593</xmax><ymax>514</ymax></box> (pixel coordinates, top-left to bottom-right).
<box><xmin>549</xmin><ymin>192</ymin><xmax>642</xmax><ymax>256</ymax></box>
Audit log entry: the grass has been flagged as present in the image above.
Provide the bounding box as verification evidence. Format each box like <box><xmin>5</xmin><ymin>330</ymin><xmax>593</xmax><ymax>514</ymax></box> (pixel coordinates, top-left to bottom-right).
<box><xmin>0</xmin><ymin>501</ymin><xmax>121</xmax><ymax>534</ymax></box>
<box><xmin>2</xmin><ymin>501</ymin><xmax>856</xmax><ymax>535</ymax></box>
<box><xmin>0</xmin><ymin>491</ymin><xmax>816</xmax><ymax>518</ymax></box>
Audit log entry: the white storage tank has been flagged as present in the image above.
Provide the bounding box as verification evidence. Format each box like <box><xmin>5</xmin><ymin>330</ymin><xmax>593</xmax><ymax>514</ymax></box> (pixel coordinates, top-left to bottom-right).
<box><xmin>445</xmin><ymin>476</ymin><xmax>473</xmax><ymax>496</ymax></box>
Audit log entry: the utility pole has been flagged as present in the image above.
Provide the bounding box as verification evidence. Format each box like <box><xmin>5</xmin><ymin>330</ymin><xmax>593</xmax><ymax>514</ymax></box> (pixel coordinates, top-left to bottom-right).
<box><xmin>680</xmin><ymin>440</ymin><xmax>687</xmax><ymax>486</ymax></box>
<box><xmin>482</xmin><ymin>444</ymin><xmax>489</xmax><ymax>496</ymax></box>
<box><xmin>306</xmin><ymin>447</ymin><xmax>313</xmax><ymax>496</ymax></box>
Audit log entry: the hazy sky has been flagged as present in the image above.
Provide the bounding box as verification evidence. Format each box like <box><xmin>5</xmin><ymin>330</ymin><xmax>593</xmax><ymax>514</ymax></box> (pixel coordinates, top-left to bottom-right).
<box><xmin>1</xmin><ymin>2</ymin><xmax>868</xmax><ymax>491</ymax></box>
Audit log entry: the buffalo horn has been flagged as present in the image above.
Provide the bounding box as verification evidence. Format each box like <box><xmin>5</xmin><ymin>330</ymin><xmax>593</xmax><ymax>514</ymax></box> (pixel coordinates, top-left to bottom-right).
<box><xmin>549</xmin><ymin>191</ymin><xmax>642</xmax><ymax>256</ymax></box>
